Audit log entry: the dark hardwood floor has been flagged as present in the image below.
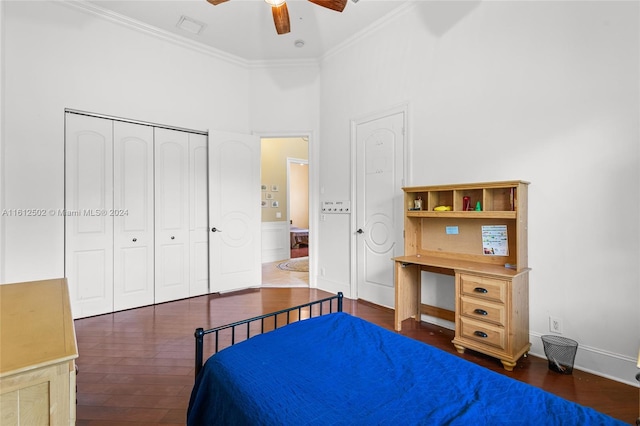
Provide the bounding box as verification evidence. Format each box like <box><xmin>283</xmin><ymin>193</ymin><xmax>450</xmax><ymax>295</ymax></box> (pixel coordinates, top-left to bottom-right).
<box><xmin>74</xmin><ymin>288</ymin><xmax>638</xmax><ymax>425</ymax></box>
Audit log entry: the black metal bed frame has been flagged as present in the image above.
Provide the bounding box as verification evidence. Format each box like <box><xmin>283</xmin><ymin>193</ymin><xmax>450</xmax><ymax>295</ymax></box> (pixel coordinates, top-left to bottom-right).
<box><xmin>194</xmin><ymin>292</ymin><xmax>343</xmax><ymax>379</ymax></box>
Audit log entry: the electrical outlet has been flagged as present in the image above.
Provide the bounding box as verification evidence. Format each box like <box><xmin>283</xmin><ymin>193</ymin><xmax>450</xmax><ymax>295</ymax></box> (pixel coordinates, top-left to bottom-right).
<box><xmin>549</xmin><ymin>316</ymin><xmax>563</xmax><ymax>334</ymax></box>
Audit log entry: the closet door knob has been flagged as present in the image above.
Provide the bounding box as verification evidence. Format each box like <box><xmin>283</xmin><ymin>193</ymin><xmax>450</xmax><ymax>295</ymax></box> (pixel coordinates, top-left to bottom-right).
<box><xmin>356</xmin><ymin>228</ymin><xmax>364</xmax><ymax>234</ymax></box>
<box><xmin>132</xmin><ymin>238</ymin><xmax>137</xmax><ymax>242</ymax></box>
<box><xmin>171</xmin><ymin>236</ymin><xmax>175</xmax><ymax>240</ymax></box>
<box><xmin>211</xmin><ymin>227</ymin><xmax>222</xmax><ymax>233</ymax></box>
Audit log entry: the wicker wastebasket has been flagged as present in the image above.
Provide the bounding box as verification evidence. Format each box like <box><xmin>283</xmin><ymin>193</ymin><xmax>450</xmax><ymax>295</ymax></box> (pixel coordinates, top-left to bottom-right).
<box><xmin>541</xmin><ymin>335</ymin><xmax>578</xmax><ymax>374</ymax></box>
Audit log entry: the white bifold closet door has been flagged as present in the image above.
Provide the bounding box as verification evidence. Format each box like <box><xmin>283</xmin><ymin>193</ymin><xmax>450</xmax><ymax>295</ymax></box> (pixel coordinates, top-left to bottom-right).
<box><xmin>189</xmin><ymin>133</ymin><xmax>209</xmax><ymax>297</ymax></box>
<box><xmin>65</xmin><ymin>114</ymin><xmax>115</xmax><ymax>318</ymax></box>
<box><xmin>113</xmin><ymin>121</ymin><xmax>155</xmax><ymax>311</ymax></box>
<box><xmin>154</xmin><ymin>128</ymin><xmax>190</xmax><ymax>303</ymax></box>
<box><xmin>65</xmin><ymin>113</ymin><xmax>208</xmax><ymax>318</ymax></box>
<box><xmin>153</xmin><ymin>128</ymin><xmax>209</xmax><ymax>303</ymax></box>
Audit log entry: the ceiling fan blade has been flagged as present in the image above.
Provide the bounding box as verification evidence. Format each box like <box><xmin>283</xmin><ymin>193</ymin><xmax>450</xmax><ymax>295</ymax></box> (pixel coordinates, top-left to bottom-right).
<box><xmin>308</xmin><ymin>0</ymin><xmax>347</xmax><ymax>13</ymax></box>
<box><xmin>206</xmin><ymin>0</ymin><xmax>229</xmax><ymax>5</ymax></box>
<box><xmin>272</xmin><ymin>3</ymin><xmax>291</xmax><ymax>35</ymax></box>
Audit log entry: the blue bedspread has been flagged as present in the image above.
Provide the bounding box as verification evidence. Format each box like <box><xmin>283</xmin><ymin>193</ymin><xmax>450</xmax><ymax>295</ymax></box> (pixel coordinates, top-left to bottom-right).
<box><xmin>187</xmin><ymin>312</ymin><xmax>624</xmax><ymax>425</ymax></box>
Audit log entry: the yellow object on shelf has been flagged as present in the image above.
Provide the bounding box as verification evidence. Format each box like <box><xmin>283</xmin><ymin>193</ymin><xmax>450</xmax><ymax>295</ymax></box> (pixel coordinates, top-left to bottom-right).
<box><xmin>433</xmin><ymin>205</ymin><xmax>452</xmax><ymax>211</ymax></box>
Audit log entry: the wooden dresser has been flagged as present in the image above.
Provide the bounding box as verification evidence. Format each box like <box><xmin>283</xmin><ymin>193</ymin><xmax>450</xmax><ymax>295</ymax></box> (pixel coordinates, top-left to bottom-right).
<box><xmin>394</xmin><ymin>181</ymin><xmax>530</xmax><ymax>370</ymax></box>
<box><xmin>0</xmin><ymin>278</ymin><xmax>78</xmax><ymax>425</ymax></box>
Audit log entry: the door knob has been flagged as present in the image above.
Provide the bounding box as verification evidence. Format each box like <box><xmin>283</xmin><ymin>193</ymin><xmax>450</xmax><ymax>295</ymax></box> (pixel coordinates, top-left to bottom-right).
<box><xmin>357</xmin><ymin>229</ymin><xmax>364</xmax><ymax>234</ymax></box>
<box><xmin>132</xmin><ymin>238</ymin><xmax>137</xmax><ymax>242</ymax></box>
<box><xmin>171</xmin><ymin>236</ymin><xmax>175</xmax><ymax>240</ymax></box>
<box><xmin>211</xmin><ymin>227</ymin><xmax>222</xmax><ymax>232</ymax></box>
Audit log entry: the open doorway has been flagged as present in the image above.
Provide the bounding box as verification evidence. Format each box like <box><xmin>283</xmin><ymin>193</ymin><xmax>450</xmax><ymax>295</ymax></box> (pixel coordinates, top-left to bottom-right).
<box><xmin>260</xmin><ymin>137</ymin><xmax>309</xmax><ymax>287</ymax></box>
<box><xmin>287</xmin><ymin>157</ymin><xmax>309</xmax><ymax>258</ymax></box>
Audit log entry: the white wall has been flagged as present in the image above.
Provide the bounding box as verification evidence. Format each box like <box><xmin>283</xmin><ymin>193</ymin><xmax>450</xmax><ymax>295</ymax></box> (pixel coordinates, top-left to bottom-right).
<box><xmin>249</xmin><ymin>63</ymin><xmax>320</xmax><ymax>280</ymax></box>
<box><xmin>0</xmin><ymin>2</ymin><xmax>322</xmax><ymax>284</ymax></box>
<box><xmin>249</xmin><ymin>63</ymin><xmax>320</xmax><ymax>133</ymax></box>
<box><xmin>1</xmin><ymin>0</ymin><xmax>638</xmax><ymax>386</ymax></box>
<box><xmin>318</xmin><ymin>1</ymin><xmax>639</xmax><ymax>385</ymax></box>
<box><xmin>0</xmin><ymin>0</ymin><xmax>251</xmax><ymax>283</ymax></box>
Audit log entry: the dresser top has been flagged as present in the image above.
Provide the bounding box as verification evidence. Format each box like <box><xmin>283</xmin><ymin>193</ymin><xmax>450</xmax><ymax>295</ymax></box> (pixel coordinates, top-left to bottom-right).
<box><xmin>1</xmin><ymin>278</ymin><xmax>78</xmax><ymax>376</ymax></box>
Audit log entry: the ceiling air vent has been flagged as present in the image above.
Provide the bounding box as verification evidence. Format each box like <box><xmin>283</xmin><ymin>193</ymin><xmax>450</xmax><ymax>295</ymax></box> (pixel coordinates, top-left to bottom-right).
<box><xmin>176</xmin><ymin>16</ymin><xmax>207</xmax><ymax>35</ymax></box>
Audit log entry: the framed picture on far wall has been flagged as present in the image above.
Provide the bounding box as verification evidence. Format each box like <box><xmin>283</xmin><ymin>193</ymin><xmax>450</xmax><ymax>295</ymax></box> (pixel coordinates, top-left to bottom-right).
<box><xmin>271</xmin><ymin>201</ymin><xmax>279</xmax><ymax>208</ymax></box>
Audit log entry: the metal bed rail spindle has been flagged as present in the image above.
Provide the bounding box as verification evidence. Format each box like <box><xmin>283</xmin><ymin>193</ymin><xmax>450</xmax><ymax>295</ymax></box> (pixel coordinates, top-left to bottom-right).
<box><xmin>194</xmin><ymin>292</ymin><xmax>343</xmax><ymax>379</ymax></box>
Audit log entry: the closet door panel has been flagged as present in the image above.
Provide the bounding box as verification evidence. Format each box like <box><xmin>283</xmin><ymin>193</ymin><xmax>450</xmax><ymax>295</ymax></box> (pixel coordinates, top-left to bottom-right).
<box><xmin>190</xmin><ymin>133</ymin><xmax>209</xmax><ymax>296</ymax></box>
<box><xmin>113</xmin><ymin>121</ymin><xmax>155</xmax><ymax>311</ymax></box>
<box><xmin>65</xmin><ymin>114</ymin><xmax>114</xmax><ymax>318</ymax></box>
<box><xmin>154</xmin><ymin>128</ymin><xmax>190</xmax><ymax>303</ymax></box>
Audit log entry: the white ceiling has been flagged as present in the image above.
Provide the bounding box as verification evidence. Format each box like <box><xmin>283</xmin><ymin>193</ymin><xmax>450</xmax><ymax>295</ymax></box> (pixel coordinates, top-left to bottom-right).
<box><xmin>85</xmin><ymin>0</ymin><xmax>410</xmax><ymax>62</ymax></box>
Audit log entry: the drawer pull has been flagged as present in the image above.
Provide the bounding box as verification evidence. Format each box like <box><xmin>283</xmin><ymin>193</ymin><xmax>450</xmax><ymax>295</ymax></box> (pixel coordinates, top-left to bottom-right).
<box><xmin>474</xmin><ymin>287</ymin><xmax>488</xmax><ymax>294</ymax></box>
<box><xmin>474</xmin><ymin>308</ymin><xmax>488</xmax><ymax>316</ymax></box>
<box><xmin>474</xmin><ymin>331</ymin><xmax>488</xmax><ymax>338</ymax></box>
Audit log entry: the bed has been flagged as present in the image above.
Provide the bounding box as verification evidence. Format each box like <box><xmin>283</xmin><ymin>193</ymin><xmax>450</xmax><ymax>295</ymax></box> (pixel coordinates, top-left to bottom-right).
<box><xmin>290</xmin><ymin>226</ymin><xmax>309</xmax><ymax>248</ymax></box>
<box><xmin>188</xmin><ymin>293</ymin><xmax>624</xmax><ymax>425</ymax></box>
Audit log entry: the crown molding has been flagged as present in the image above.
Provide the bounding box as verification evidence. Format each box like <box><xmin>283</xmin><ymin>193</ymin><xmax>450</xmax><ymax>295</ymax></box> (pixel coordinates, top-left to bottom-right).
<box><xmin>58</xmin><ymin>0</ymin><xmax>322</xmax><ymax>70</ymax></box>
<box><xmin>249</xmin><ymin>58</ymin><xmax>320</xmax><ymax>69</ymax></box>
<box><xmin>59</xmin><ymin>0</ymin><xmax>246</xmax><ymax>66</ymax></box>
<box><xmin>322</xmin><ymin>1</ymin><xmax>415</xmax><ymax>62</ymax></box>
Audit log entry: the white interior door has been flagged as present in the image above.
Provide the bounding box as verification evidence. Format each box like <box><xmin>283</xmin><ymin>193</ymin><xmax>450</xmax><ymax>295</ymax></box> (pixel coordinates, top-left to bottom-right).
<box><xmin>113</xmin><ymin>121</ymin><xmax>154</xmax><ymax>311</ymax></box>
<box><xmin>208</xmin><ymin>130</ymin><xmax>261</xmax><ymax>293</ymax></box>
<box><xmin>355</xmin><ymin>109</ymin><xmax>406</xmax><ymax>308</ymax></box>
<box><xmin>65</xmin><ymin>113</ymin><xmax>114</xmax><ymax>318</ymax></box>
<box><xmin>154</xmin><ymin>128</ymin><xmax>190</xmax><ymax>303</ymax></box>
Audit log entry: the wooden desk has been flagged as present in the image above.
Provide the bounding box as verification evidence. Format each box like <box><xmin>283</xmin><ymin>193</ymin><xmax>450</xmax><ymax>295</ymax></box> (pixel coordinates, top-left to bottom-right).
<box><xmin>397</xmin><ymin>181</ymin><xmax>531</xmax><ymax>371</ymax></box>
<box><xmin>0</xmin><ymin>278</ymin><xmax>78</xmax><ymax>425</ymax></box>
<box><xmin>394</xmin><ymin>254</ymin><xmax>530</xmax><ymax>371</ymax></box>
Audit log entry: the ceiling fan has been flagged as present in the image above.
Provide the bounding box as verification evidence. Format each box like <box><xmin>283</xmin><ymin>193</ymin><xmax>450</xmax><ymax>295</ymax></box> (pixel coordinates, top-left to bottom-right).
<box><xmin>206</xmin><ymin>0</ymin><xmax>348</xmax><ymax>35</ymax></box>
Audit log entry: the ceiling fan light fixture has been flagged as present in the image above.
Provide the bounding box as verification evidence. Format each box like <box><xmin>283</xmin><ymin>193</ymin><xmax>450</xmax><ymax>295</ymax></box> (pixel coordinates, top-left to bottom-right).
<box><xmin>264</xmin><ymin>0</ymin><xmax>286</xmax><ymax>6</ymax></box>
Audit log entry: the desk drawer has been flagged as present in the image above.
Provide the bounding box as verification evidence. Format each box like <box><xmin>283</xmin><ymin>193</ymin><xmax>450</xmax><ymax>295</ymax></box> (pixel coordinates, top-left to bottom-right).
<box><xmin>459</xmin><ymin>317</ymin><xmax>506</xmax><ymax>350</ymax></box>
<box><xmin>460</xmin><ymin>296</ymin><xmax>505</xmax><ymax>326</ymax></box>
<box><xmin>459</xmin><ymin>274</ymin><xmax>507</xmax><ymax>304</ymax></box>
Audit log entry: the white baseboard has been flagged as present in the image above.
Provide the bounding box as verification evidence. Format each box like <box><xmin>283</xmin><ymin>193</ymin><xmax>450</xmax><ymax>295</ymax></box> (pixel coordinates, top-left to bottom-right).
<box><xmin>418</xmin><ymin>319</ymin><xmax>639</xmax><ymax>387</ymax></box>
<box><xmin>529</xmin><ymin>332</ymin><xmax>640</xmax><ymax>387</ymax></box>
<box><xmin>421</xmin><ymin>314</ymin><xmax>455</xmax><ymax>331</ymax></box>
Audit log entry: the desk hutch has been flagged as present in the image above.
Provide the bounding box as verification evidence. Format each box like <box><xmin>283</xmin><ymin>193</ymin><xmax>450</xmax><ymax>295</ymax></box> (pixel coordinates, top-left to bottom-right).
<box><xmin>393</xmin><ymin>180</ymin><xmax>530</xmax><ymax>370</ymax></box>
